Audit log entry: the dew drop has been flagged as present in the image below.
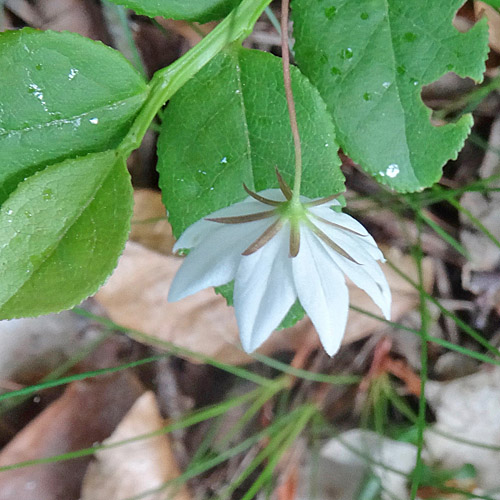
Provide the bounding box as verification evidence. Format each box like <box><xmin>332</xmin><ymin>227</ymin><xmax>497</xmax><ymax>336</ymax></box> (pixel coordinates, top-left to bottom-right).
<box><xmin>382</xmin><ymin>81</ymin><xmax>391</xmax><ymax>89</ymax></box>
<box><xmin>330</xmin><ymin>66</ymin><xmax>342</xmax><ymax>76</ymax></box>
<box><xmin>220</xmin><ymin>157</ymin><xmax>228</xmax><ymax>164</ymax></box>
<box><xmin>325</xmin><ymin>142</ymin><xmax>329</xmax><ymax>147</ymax></box>
<box><xmin>340</xmin><ymin>47</ymin><xmax>354</xmax><ymax>60</ymax></box>
<box><xmin>363</xmin><ymin>92</ymin><xmax>372</xmax><ymax>101</ymax></box>
<box><xmin>235</xmin><ymin>89</ymin><xmax>241</xmax><ymax>94</ymax></box>
<box><xmin>42</xmin><ymin>189</ymin><xmax>53</xmax><ymax>201</ymax></box>
<box><xmin>6</xmin><ymin>209</ymin><xmax>13</xmax><ymax>215</ymax></box>
<box><xmin>89</xmin><ymin>117</ymin><xmax>99</xmax><ymax>125</ymax></box>
<box><xmin>385</xmin><ymin>164</ymin><xmax>400</xmax><ymax>178</ymax></box>
<box><xmin>360</xmin><ymin>12</ymin><xmax>369</xmax><ymax>20</ymax></box>
<box><xmin>24</xmin><ymin>210</ymin><xmax>33</xmax><ymax>218</ymax></box>
<box><xmin>446</xmin><ymin>63</ymin><xmax>454</xmax><ymax>71</ymax></box>
<box><xmin>35</xmin><ymin>64</ymin><xmax>43</xmax><ymax>71</ymax></box>
<box><xmin>409</xmin><ymin>77</ymin><xmax>419</xmax><ymax>86</ymax></box>
<box><xmin>403</xmin><ymin>32</ymin><xmax>417</xmax><ymax>42</ymax></box>
<box><xmin>68</xmin><ymin>68</ymin><xmax>79</xmax><ymax>80</ymax></box>
<box><xmin>324</xmin><ymin>6</ymin><xmax>337</xmax><ymax>19</ymax></box>
<box><xmin>397</xmin><ymin>65</ymin><xmax>406</xmax><ymax>75</ymax></box>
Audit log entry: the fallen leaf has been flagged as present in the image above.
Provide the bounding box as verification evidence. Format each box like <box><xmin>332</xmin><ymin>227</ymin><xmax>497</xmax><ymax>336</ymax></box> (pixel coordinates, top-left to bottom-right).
<box><xmin>296</xmin><ymin>429</ymin><xmax>417</xmax><ymax>500</ymax></box>
<box><xmin>95</xmin><ymin>241</ymin><xmax>433</xmax><ymax>365</ymax></box>
<box><xmin>426</xmin><ymin>366</ymin><xmax>500</xmax><ymax>491</ymax></box>
<box><xmin>130</xmin><ymin>189</ymin><xmax>175</xmax><ymax>255</ymax></box>
<box><xmin>81</xmin><ymin>391</ymin><xmax>191</xmax><ymax>500</ymax></box>
<box><xmin>0</xmin><ymin>372</ymin><xmax>144</xmax><ymax>500</ymax></box>
<box><xmin>4</xmin><ymin>0</ymin><xmax>109</xmax><ymax>40</ymax></box>
<box><xmin>0</xmin><ymin>310</ymin><xmax>99</xmax><ymax>383</ymax></box>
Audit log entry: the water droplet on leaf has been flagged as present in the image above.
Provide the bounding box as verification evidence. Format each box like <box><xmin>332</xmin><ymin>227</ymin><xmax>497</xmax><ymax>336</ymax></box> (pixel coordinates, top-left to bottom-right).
<box><xmin>382</xmin><ymin>81</ymin><xmax>391</xmax><ymax>89</ymax></box>
<box><xmin>330</xmin><ymin>66</ymin><xmax>342</xmax><ymax>76</ymax></box>
<box><xmin>340</xmin><ymin>48</ymin><xmax>353</xmax><ymax>60</ymax></box>
<box><xmin>42</xmin><ymin>189</ymin><xmax>53</xmax><ymax>201</ymax></box>
<box><xmin>385</xmin><ymin>164</ymin><xmax>400</xmax><ymax>178</ymax></box>
<box><xmin>220</xmin><ymin>157</ymin><xmax>228</xmax><ymax>164</ymax></box>
<box><xmin>363</xmin><ymin>92</ymin><xmax>372</xmax><ymax>101</ymax></box>
<box><xmin>89</xmin><ymin>117</ymin><xmax>99</xmax><ymax>125</ymax></box>
<box><xmin>360</xmin><ymin>12</ymin><xmax>369</xmax><ymax>20</ymax></box>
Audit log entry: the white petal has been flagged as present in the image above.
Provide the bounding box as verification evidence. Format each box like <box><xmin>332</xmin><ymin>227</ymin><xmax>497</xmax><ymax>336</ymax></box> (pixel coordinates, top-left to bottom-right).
<box><xmin>310</xmin><ymin>214</ymin><xmax>385</xmax><ymax>264</ymax></box>
<box><xmin>168</xmin><ymin>217</ymin><xmax>277</xmax><ymax>302</ymax></box>
<box><xmin>321</xmin><ymin>239</ymin><xmax>392</xmax><ymax>319</ymax></box>
<box><xmin>292</xmin><ymin>227</ymin><xmax>349</xmax><ymax>356</ymax></box>
<box><xmin>233</xmin><ymin>224</ymin><xmax>297</xmax><ymax>352</ymax></box>
<box><xmin>173</xmin><ymin>189</ymin><xmax>285</xmax><ymax>252</ymax></box>
<box><xmin>309</xmin><ymin>205</ymin><xmax>370</xmax><ymax>237</ymax></box>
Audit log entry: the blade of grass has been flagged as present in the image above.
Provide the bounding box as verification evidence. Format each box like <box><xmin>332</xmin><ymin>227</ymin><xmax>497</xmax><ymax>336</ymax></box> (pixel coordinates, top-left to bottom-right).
<box><xmin>122</xmin><ymin>408</ymin><xmax>306</xmax><ymax>500</ymax></box>
<box><xmin>73</xmin><ymin>307</ymin><xmax>273</xmax><ymax>388</ymax></box>
<box><xmin>239</xmin><ymin>404</ymin><xmax>317</xmax><ymax>500</ymax></box>
<box><xmin>386</xmin><ymin>260</ymin><xmax>500</xmax><ymax>358</ymax></box>
<box><xmin>0</xmin><ymin>353</ymin><xmax>168</xmax><ymax>402</ymax></box>
<box><xmin>410</xmin><ymin>228</ymin><xmax>431</xmax><ymax>500</ymax></box>
<box><xmin>449</xmin><ymin>196</ymin><xmax>500</xmax><ymax>251</ymax></box>
<box><xmin>251</xmin><ymin>352</ymin><xmax>361</xmax><ymax>384</ymax></box>
<box><xmin>0</xmin><ymin>386</ymin><xmax>263</xmax><ymax>472</ymax></box>
<box><xmin>349</xmin><ymin>305</ymin><xmax>500</xmax><ymax>367</ymax></box>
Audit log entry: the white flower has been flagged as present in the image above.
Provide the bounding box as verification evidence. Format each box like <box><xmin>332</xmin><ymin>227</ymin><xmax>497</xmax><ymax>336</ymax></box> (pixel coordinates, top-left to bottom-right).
<box><xmin>168</xmin><ymin>181</ymin><xmax>391</xmax><ymax>356</ymax></box>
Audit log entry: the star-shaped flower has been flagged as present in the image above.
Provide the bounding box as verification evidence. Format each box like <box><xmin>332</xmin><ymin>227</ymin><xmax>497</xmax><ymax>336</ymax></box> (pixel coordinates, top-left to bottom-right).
<box><xmin>168</xmin><ymin>177</ymin><xmax>391</xmax><ymax>356</ymax></box>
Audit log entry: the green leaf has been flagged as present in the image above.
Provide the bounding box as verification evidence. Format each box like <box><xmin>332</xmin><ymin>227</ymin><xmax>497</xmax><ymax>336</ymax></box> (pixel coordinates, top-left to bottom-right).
<box><xmin>104</xmin><ymin>0</ymin><xmax>241</xmax><ymax>22</ymax></box>
<box><xmin>157</xmin><ymin>46</ymin><xmax>344</xmax><ymax>236</ymax></box>
<box><xmin>0</xmin><ymin>28</ymin><xmax>147</xmax><ymax>205</ymax></box>
<box><xmin>292</xmin><ymin>0</ymin><xmax>489</xmax><ymax>192</ymax></box>
<box><xmin>0</xmin><ymin>151</ymin><xmax>133</xmax><ymax>319</ymax></box>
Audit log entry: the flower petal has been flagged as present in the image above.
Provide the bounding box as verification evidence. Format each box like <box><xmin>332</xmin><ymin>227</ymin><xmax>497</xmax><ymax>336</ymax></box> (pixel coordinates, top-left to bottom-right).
<box><xmin>320</xmin><ymin>239</ymin><xmax>392</xmax><ymax>319</ymax></box>
<box><xmin>292</xmin><ymin>226</ymin><xmax>349</xmax><ymax>356</ymax></box>
<box><xmin>309</xmin><ymin>212</ymin><xmax>385</xmax><ymax>264</ymax></box>
<box><xmin>173</xmin><ymin>189</ymin><xmax>286</xmax><ymax>252</ymax></box>
<box><xmin>233</xmin><ymin>225</ymin><xmax>297</xmax><ymax>352</ymax></box>
<box><xmin>168</xmin><ymin>217</ymin><xmax>277</xmax><ymax>302</ymax></box>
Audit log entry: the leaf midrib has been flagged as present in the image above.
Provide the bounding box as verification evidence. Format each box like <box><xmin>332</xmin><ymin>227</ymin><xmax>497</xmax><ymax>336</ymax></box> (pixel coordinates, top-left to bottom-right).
<box><xmin>0</xmin><ymin>93</ymin><xmax>146</xmax><ymax>138</ymax></box>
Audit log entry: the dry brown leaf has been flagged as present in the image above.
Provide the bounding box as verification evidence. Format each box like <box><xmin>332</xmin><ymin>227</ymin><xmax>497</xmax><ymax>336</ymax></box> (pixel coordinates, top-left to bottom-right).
<box><xmin>95</xmin><ymin>241</ymin><xmax>432</xmax><ymax>365</ymax></box>
<box><xmin>475</xmin><ymin>1</ymin><xmax>500</xmax><ymax>53</ymax></box>
<box><xmin>426</xmin><ymin>367</ymin><xmax>500</xmax><ymax>491</ymax></box>
<box><xmin>130</xmin><ymin>189</ymin><xmax>175</xmax><ymax>255</ymax></box>
<box><xmin>0</xmin><ymin>373</ymin><xmax>144</xmax><ymax>500</ymax></box>
<box><xmin>81</xmin><ymin>391</ymin><xmax>191</xmax><ymax>500</ymax></box>
<box><xmin>4</xmin><ymin>0</ymin><xmax>109</xmax><ymax>40</ymax></box>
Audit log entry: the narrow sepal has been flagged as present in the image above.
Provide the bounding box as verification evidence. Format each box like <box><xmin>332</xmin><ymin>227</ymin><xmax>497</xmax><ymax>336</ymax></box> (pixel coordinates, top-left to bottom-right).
<box><xmin>243</xmin><ymin>184</ymin><xmax>282</xmax><ymax>206</ymax></box>
<box><xmin>242</xmin><ymin>219</ymin><xmax>284</xmax><ymax>255</ymax></box>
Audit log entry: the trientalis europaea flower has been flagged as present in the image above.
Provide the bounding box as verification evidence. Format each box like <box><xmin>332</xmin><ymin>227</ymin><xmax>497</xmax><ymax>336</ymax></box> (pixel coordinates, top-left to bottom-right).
<box><xmin>168</xmin><ymin>172</ymin><xmax>391</xmax><ymax>356</ymax></box>
<box><xmin>169</xmin><ymin>0</ymin><xmax>390</xmax><ymax>356</ymax></box>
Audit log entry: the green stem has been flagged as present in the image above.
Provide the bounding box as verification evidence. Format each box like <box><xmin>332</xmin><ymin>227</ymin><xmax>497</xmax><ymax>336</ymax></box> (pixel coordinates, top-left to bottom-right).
<box><xmin>409</xmin><ymin>222</ymin><xmax>430</xmax><ymax>500</ymax></box>
<box><xmin>118</xmin><ymin>0</ymin><xmax>272</xmax><ymax>156</ymax></box>
<box><xmin>280</xmin><ymin>0</ymin><xmax>303</xmax><ymax>203</ymax></box>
